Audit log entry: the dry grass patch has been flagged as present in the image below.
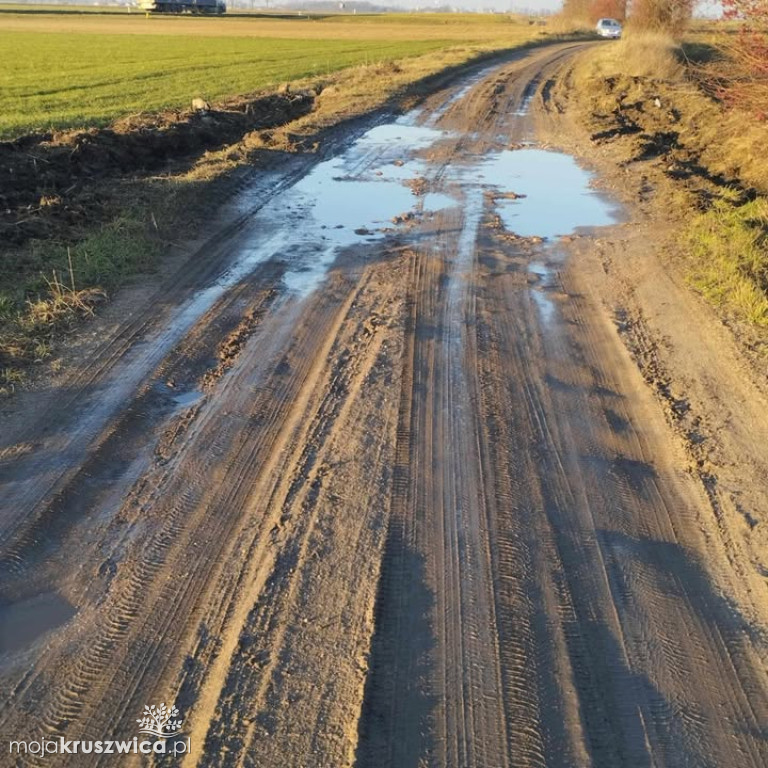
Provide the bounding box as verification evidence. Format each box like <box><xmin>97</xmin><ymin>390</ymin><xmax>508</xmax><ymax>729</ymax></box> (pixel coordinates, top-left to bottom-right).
<box><xmin>571</xmin><ymin>31</ymin><xmax>684</xmax><ymax>83</ymax></box>
<box><xmin>573</xmin><ymin>32</ymin><xmax>767</xmax><ymax>191</ymax></box>
<box><xmin>608</xmin><ymin>31</ymin><xmax>684</xmax><ymax>79</ymax></box>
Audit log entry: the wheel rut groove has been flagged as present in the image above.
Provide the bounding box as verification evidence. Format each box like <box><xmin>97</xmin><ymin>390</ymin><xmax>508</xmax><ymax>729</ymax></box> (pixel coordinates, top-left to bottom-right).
<box><xmin>1</xmin><ymin>43</ymin><xmax>766</xmax><ymax>768</ymax></box>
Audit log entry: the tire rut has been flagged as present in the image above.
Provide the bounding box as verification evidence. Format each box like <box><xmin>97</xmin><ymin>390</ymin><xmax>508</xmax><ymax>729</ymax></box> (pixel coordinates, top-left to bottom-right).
<box><xmin>2</xmin><ymin>42</ymin><xmax>766</xmax><ymax>768</ymax></box>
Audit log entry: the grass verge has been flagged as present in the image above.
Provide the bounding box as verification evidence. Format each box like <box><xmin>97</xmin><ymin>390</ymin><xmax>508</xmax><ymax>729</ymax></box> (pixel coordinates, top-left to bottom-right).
<box><xmin>0</xmin><ymin>213</ymin><xmax>163</xmax><ymax>393</ymax></box>
<box><xmin>686</xmin><ymin>198</ymin><xmax>768</xmax><ymax>326</ymax></box>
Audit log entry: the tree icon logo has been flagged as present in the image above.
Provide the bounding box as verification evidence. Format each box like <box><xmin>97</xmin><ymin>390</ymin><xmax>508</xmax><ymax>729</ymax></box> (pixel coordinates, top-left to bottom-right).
<box><xmin>136</xmin><ymin>703</ymin><xmax>183</xmax><ymax>739</ymax></box>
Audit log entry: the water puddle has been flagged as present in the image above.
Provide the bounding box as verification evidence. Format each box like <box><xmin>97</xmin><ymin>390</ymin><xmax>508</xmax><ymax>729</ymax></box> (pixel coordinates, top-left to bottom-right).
<box><xmin>0</xmin><ymin>592</ymin><xmax>76</xmax><ymax>656</ymax></box>
<box><xmin>528</xmin><ymin>262</ymin><xmax>557</xmax><ymax>323</ymax></box>
<box><xmin>284</xmin><ymin>122</ymin><xmax>451</xmax><ymax>247</ymax></box>
<box><xmin>235</xmin><ymin>121</ymin><xmax>457</xmax><ymax>296</ymax></box>
<box><xmin>208</xmin><ymin>89</ymin><xmax>616</xmax><ymax>303</ymax></box>
<box><xmin>422</xmin><ymin>192</ymin><xmax>457</xmax><ymax>212</ymax></box>
<box><xmin>354</xmin><ymin>122</ymin><xmax>448</xmax><ymax>152</ymax></box>
<box><xmin>438</xmin><ymin>146</ymin><xmax>617</xmax><ymax>326</ymax></box>
<box><xmin>182</xmin><ymin>80</ymin><xmax>617</xmax><ymax>309</ymax></box>
<box><xmin>171</xmin><ymin>389</ymin><xmax>204</xmax><ymax>409</ymax></box>
<box><xmin>478</xmin><ymin>149</ymin><xmax>616</xmax><ymax>325</ymax></box>
<box><xmin>475</xmin><ymin>148</ymin><xmax>616</xmax><ymax>239</ymax></box>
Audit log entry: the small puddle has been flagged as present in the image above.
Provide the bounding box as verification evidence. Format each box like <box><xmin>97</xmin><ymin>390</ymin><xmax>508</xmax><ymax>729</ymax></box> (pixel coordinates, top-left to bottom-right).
<box><xmin>285</xmin><ymin>122</ymin><xmax>451</xmax><ymax>246</ymax></box>
<box><xmin>443</xmin><ymin>147</ymin><xmax>617</xmax><ymax>326</ymax></box>
<box><xmin>529</xmin><ymin>262</ymin><xmax>557</xmax><ymax>323</ymax></box>
<box><xmin>480</xmin><ymin>149</ymin><xmax>616</xmax><ymax>239</ymax></box>
<box><xmin>478</xmin><ymin>149</ymin><xmax>616</xmax><ymax>325</ymax></box>
<box><xmin>171</xmin><ymin>389</ymin><xmax>204</xmax><ymax>409</ymax></box>
<box><xmin>478</xmin><ymin>149</ymin><xmax>616</xmax><ymax>239</ymax></box>
<box><xmin>0</xmin><ymin>592</ymin><xmax>76</xmax><ymax>655</ymax></box>
<box><xmin>262</xmin><ymin>121</ymin><xmax>456</xmax><ymax>295</ymax></box>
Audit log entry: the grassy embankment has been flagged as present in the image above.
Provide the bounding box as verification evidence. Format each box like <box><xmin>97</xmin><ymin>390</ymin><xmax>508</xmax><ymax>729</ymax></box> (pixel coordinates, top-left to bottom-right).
<box><xmin>0</xmin><ymin>11</ymin><xmax>548</xmax><ymax>391</ymax></box>
<box><xmin>568</xmin><ymin>29</ymin><xmax>768</xmax><ymax>328</ymax></box>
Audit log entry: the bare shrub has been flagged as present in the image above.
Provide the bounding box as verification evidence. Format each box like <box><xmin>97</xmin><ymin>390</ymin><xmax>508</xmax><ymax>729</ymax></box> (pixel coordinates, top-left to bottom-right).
<box><xmin>718</xmin><ymin>0</ymin><xmax>768</xmax><ymax>119</ymax></box>
<box><xmin>590</xmin><ymin>0</ymin><xmax>627</xmax><ymax>22</ymax></box>
<box><xmin>629</xmin><ymin>0</ymin><xmax>694</xmax><ymax>36</ymax></box>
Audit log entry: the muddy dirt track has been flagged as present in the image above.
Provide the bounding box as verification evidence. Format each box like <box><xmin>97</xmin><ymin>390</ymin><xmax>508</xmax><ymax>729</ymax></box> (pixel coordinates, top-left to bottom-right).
<box><xmin>1</xmin><ymin>43</ymin><xmax>768</xmax><ymax>767</ymax></box>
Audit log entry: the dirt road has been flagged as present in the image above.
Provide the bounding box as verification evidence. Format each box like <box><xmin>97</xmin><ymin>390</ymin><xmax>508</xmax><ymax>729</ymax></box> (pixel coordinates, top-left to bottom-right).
<box><xmin>1</xmin><ymin>43</ymin><xmax>767</xmax><ymax>767</ymax></box>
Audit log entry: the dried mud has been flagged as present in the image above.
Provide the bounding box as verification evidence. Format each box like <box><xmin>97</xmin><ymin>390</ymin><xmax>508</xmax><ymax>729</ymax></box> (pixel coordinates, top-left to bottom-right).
<box><xmin>0</xmin><ymin>90</ymin><xmax>315</xmax><ymax>247</ymax></box>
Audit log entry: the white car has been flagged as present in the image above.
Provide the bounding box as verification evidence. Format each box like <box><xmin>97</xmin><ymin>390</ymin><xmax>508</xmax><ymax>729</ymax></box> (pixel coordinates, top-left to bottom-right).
<box><xmin>596</xmin><ymin>18</ymin><xmax>623</xmax><ymax>38</ymax></box>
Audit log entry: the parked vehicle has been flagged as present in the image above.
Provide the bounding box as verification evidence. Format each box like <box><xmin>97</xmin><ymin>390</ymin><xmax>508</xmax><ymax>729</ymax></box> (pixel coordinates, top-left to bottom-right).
<box><xmin>138</xmin><ymin>0</ymin><xmax>226</xmax><ymax>14</ymax></box>
<box><xmin>595</xmin><ymin>18</ymin><xmax>622</xmax><ymax>39</ymax></box>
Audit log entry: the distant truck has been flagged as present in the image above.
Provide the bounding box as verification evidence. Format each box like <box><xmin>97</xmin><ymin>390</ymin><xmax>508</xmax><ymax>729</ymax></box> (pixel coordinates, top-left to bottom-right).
<box><xmin>138</xmin><ymin>0</ymin><xmax>226</xmax><ymax>14</ymax></box>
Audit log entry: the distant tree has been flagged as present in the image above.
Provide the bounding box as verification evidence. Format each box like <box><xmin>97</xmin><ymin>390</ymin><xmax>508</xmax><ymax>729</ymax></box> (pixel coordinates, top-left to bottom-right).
<box><xmin>560</xmin><ymin>0</ymin><xmax>626</xmax><ymax>25</ymax></box>
<box><xmin>561</xmin><ymin>0</ymin><xmax>593</xmax><ymax>24</ymax></box>
<box><xmin>629</xmin><ymin>0</ymin><xmax>694</xmax><ymax>35</ymax></box>
<box><xmin>719</xmin><ymin>0</ymin><xmax>768</xmax><ymax>119</ymax></box>
<box><xmin>590</xmin><ymin>0</ymin><xmax>626</xmax><ymax>21</ymax></box>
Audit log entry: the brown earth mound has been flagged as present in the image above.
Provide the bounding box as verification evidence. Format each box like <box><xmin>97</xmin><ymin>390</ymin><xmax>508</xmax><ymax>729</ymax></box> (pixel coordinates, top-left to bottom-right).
<box><xmin>0</xmin><ymin>90</ymin><xmax>315</xmax><ymax>247</ymax></box>
<box><xmin>553</xmin><ymin>71</ymin><xmax>760</xmax><ymax>207</ymax></box>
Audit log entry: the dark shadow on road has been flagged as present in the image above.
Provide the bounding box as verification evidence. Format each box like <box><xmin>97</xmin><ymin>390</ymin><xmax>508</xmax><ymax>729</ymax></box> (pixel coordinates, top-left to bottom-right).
<box><xmin>353</xmin><ymin>523</ymin><xmax>436</xmax><ymax>768</ymax></box>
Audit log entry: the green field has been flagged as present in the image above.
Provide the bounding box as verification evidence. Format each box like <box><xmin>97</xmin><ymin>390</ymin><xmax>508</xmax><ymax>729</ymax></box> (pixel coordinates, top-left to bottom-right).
<box><xmin>0</xmin><ymin>11</ymin><xmax>539</xmax><ymax>138</ymax></box>
<box><xmin>0</xmin><ymin>32</ymin><xmax>445</xmax><ymax>136</ymax></box>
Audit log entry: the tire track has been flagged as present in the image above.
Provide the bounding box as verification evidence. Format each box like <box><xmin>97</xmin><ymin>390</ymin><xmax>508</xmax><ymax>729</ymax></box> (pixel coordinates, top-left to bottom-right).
<box><xmin>2</xmin><ymin>42</ymin><xmax>766</xmax><ymax>768</ymax></box>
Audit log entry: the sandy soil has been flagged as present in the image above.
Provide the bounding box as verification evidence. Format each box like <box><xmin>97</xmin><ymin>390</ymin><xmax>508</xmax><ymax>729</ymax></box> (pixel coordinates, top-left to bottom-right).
<box><xmin>0</xmin><ymin>42</ymin><xmax>766</xmax><ymax>767</ymax></box>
